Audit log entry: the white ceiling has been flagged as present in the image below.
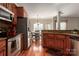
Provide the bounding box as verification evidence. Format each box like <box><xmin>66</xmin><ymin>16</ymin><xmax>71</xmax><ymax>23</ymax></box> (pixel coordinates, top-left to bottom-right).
<box><xmin>17</xmin><ymin>3</ymin><xmax>79</xmax><ymax>19</ymax></box>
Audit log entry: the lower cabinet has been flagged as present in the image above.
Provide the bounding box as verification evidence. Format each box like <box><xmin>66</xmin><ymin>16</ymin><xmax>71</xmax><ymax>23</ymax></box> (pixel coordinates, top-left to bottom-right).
<box><xmin>42</xmin><ymin>33</ymin><xmax>72</xmax><ymax>55</ymax></box>
<box><xmin>0</xmin><ymin>39</ymin><xmax>6</xmax><ymax>56</ymax></box>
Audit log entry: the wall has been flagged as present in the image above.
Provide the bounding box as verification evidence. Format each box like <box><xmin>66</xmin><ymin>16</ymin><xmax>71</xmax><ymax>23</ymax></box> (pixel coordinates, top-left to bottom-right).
<box><xmin>53</xmin><ymin>17</ymin><xmax>79</xmax><ymax>30</ymax></box>
<box><xmin>28</xmin><ymin>18</ymin><xmax>53</xmax><ymax>31</ymax></box>
<box><xmin>28</xmin><ymin>17</ymin><xmax>79</xmax><ymax>31</ymax></box>
<box><xmin>67</xmin><ymin>17</ymin><xmax>79</xmax><ymax>30</ymax></box>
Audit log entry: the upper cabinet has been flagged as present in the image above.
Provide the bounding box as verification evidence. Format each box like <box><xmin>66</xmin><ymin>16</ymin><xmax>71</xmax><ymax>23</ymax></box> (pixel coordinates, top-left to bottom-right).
<box><xmin>17</xmin><ymin>7</ymin><xmax>24</xmax><ymax>17</ymax></box>
<box><xmin>11</xmin><ymin>4</ymin><xmax>17</xmax><ymax>25</ymax></box>
<box><xmin>17</xmin><ymin>7</ymin><xmax>28</xmax><ymax>17</ymax></box>
<box><xmin>0</xmin><ymin>3</ymin><xmax>17</xmax><ymax>24</ymax></box>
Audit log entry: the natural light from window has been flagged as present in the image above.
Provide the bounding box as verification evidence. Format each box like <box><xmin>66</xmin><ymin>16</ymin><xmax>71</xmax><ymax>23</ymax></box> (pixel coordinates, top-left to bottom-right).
<box><xmin>56</xmin><ymin>22</ymin><xmax>66</xmax><ymax>30</ymax></box>
<box><xmin>34</xmin><ymin>23</ymin><xmax>43</xmax><ymax>31</ymax></box>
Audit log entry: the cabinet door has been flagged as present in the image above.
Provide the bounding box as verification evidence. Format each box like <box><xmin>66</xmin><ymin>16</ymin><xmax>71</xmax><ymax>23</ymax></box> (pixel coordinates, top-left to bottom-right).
<box><xmin>17</xmin><ymin>7</ymin><xmax>24</xmax><ymax>17</ymax></box>
<box><xmin>0</xmin><ymin>40</ymin><xmax>6</xmax><ymax>56</ymax></box>
<box><xmin>12</xmin><ymin>4</ymin><xmax>17</xmax><ymax>24</ymax></box>
<box><xmin>0</xmin><ymin>3</ymin><xmax>7</xmax><ymax>8</ymax></box>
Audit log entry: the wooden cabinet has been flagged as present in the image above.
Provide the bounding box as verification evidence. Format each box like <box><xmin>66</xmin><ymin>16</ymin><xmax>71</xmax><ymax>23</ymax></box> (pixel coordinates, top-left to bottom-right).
<box><xmin>0</xmin><ymin>3</ymin><xmax>17</xmax><ymax>24</ymax></box>
<box><xmin>0</xmin><ymin>3</ymin><xmax>18</xmax><ymax>37</ymax></box>
<box><xmin>0</xmin><ymin>3</ymin><xmax>7</xmax><ymax>8</ymax></box>
<box><xmin>0</xmin><ymin>39</ymin><xmax>6</xmax><ymax>56</ymax></box>
<box><xmin>12</xmin><ymin>4</ymin><xmax>17</xmax><ymax>25</ymax></box>
<box><xmin>0</xmin><ymin>3</ymin><xmax>13</xmax><ymax>12</ymax></box>
<box><xmin>0</xmin><ymin>3</ymin><xmax>28</xmax><ymax>56</ymax></box>
<box><xmin>17</xmin><ymin>7</ymin><xmax>24</xmax><ymax>17</ymax></box>
<box><xmin>42</xmin><ymin>33</ymin><xmax>72</xmax><ymax>55</ymax></box>
<box><xmin>0</xmin><ymin>3</ymin><xmax>17</xmax><ymax>37</ymax></box>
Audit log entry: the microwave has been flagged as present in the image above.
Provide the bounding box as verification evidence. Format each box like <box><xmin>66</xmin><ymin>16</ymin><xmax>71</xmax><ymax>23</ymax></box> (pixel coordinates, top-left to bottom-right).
<box><xmin>0</xmin><ymin>7</ymin><xmax>13</xmax><ymax>21</ymax></box>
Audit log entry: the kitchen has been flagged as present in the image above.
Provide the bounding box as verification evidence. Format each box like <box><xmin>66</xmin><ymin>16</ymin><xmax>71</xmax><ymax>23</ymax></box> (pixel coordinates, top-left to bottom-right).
<box><xmin>0</xmin><ymin>3</ymin><xmax>79</xmax><ymax>56</ymax></box>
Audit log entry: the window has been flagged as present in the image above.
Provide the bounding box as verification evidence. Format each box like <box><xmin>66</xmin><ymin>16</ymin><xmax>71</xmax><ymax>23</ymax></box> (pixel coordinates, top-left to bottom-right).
<box><xmin>56</xmin><ymin>22</ymin><xmax>66</xmax><ymax>30</ymax></box>
<box><xmin>60</xmin><ymin>22</ymin><xmax>66</xmax><ymax>30</ymax></box>
<box><xmin>34</xmin><ymin>23</ymin><xmax>43</xmax><ymax>31</ymax></box>
<box><xmin>45</xmin><ymin>24</ymin><xmax>52</xmax><ymax>30</ymax></box>
<box><xmin>47</xmin><ymin>24</ymin><xmax>51</xmax><ymax>30</ymax></box>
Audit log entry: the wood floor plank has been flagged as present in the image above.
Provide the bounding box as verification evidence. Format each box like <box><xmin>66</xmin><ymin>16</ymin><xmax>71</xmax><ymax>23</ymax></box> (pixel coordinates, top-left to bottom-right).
<box><xmin>17</xmin><ymin>39</ymin><xmax>51</xmax><ymax>56</ymax></box>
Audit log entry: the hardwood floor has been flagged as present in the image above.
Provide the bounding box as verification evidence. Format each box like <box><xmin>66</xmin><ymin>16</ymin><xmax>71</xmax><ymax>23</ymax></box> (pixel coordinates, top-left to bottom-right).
<box><xmin>17</xmin><ymin>39</ymin><xmax>51</xmax><ymax>56</ymax></box>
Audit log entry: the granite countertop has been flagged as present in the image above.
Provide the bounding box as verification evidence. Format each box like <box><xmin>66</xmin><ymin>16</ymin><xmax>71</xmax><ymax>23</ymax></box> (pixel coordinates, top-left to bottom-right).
<box><xmin>0</xmin><ymin>37</ymin><xmax>7</xmax><ymax>40</ymax></box>
<box><xmin>63</xmin><ymin>33</ymin><xmax>79</xmax><ymax>37</ymax></box>
<box><xmin>43</xmin><ymin>32</ymin><xmax>79</xmax><ymax>37</ymax></box>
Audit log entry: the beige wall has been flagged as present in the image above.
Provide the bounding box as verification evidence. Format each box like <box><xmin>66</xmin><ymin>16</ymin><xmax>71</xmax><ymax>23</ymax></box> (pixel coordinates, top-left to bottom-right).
<box><xmin>28</xmin><ymin>17</ymin><xmax>79</xmax><ymax>31</ymax></box>
<box><xmin>67</xmin><ymin>17</ymin><xmax>79</xmax><ymax>30</ymax></box>
<box><xmin>53</xmin><ymin>17</ymin><xmax>79</xmax><ymax>30</ymax></box>
<box><xmin>28</xmin><ymin>18</ymin><xmax>53</xmax><ymax>31</ymax></box>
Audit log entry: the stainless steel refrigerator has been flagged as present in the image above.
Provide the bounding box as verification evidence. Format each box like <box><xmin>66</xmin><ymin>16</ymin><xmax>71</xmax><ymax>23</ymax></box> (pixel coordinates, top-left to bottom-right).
<box><xmin>16</xmin><ymin>17</ymin><xmax>28</xmax><ymax>50</ymax></box>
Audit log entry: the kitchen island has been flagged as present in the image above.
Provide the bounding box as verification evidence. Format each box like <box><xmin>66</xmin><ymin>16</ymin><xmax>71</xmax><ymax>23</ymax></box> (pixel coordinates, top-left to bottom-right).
<box><xmin>42</xmin><ymin>31</ymin><xmax>79</xmax><ymax>56</ymax></box>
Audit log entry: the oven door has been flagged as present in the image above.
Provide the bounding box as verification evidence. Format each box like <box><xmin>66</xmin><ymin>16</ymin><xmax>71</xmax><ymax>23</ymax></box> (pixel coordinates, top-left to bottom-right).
<box><xmin>7</xmin><ymin>35</ymin><xmax>21</xmax><ymax>56</ymax></box>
